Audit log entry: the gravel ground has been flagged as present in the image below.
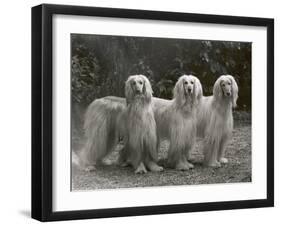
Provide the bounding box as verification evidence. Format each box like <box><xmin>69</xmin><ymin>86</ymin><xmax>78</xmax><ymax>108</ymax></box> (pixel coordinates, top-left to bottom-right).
<box><xmin>71</xmin><ymin>122</ymin><xmax>251</xmax><ymax>190</ymax></box>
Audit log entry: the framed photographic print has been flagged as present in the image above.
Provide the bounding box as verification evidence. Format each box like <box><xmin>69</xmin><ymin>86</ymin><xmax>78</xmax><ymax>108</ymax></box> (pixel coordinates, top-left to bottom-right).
<box><xmin>32</xmin><ymin>4</ymin><xmax>274</xmax><ymax>221</ymax></box>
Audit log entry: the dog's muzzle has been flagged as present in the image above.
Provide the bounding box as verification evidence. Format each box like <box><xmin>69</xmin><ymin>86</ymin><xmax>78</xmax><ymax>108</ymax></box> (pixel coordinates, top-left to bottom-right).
<box><xmin>135</xmin><ymin>89</ymin><xmax>142</xmax><ymax>94</ymax></box>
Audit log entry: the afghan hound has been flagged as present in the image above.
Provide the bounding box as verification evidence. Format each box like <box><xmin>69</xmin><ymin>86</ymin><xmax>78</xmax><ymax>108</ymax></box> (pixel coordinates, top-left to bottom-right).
<box><xmin>153</xmin><ymin>75</ymin><xmax>202</xmax><ymax>170</ymax></box>
<box><xmin>197</xmin><ymin>75</ymin><xmax>238</xmax><ymax>167</ymax></box>
<box><xmin>122</xmin><ymin>75</ymin><xmax>163</xmax><ymax>173</ymax></box>
<box><xmin>78</xmin><ymin>74</ymin><xmax>162</xmax><ymax>174</ymax></box>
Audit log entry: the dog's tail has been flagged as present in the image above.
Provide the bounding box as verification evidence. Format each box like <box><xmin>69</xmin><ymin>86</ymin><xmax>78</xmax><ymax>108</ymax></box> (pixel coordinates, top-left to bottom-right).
<box><xmin>72</xmin><ymin>150</ymin><xmax>81</xmax><ymax>168</ymax></box>
<box><xmin>78</xmin><ymin>97</ymin><xmax>126</xmax><ymax>169</ymax></box>
<box><xmin>72</xmin><ymin>150</ymin><xmax>81</xmax><ymax>165</ymax></box>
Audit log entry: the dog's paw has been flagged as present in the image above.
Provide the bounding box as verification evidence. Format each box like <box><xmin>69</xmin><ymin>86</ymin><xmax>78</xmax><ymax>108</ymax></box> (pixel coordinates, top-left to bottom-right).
<box><xmin>120</xmin><ymin>162</ymin><xmax>130</xmax><ymax>167</ymax></box>
<box><xmin>186</xmin><ymin>161</ymin><xmax>194</xmax><ymax>169</ymax></box>
<box><xmin>147</xmin><ymin>161</ymin><xmax>164</xmax><ymax>172</ymax></box>
<box><xmin>219</xmin><ymin>157</ymin><xmax>228</xmax><ymax>164</ymax></box>
<box><xmin>135</xmin><ymin>163</ymin><xmax>147</xmax><ymax>174</ymax></box>
<box><xmin>103</xmin><ymin>159</ymin><xmax>114</xmax><ymax>166</ymax></box>
<box><xmin>206</xmin><ymin>161</ymin><xmax>221</xmax><ymax>168</ymax></box>
<box><xmin>84</xmin><ymin>165</ymin><xmax>96</xmax><ymax>172</ymax></box>
<box><xmin>150</xmin><ymin>164</ymin><xmax>164</xmax><ymax>172</ymax></box>
<box><xmin>175</xmin><ymin>162</ymin><xmax>190</xmax><ymax>171</ymax></box>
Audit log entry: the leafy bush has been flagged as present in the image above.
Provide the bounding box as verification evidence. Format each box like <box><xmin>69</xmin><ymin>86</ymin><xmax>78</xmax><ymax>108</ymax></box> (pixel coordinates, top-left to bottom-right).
<box><xmin>71</xmin><ymin>34</ymin><xmax>251</xmax><ymax>110</ymax></box>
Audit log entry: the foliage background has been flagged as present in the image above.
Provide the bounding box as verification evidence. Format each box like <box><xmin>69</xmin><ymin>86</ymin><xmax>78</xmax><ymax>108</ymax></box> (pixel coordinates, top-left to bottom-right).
<box><xmin>71</xmin><ymin>34</ymin><xmax>251</xmax><ymax>108</ymax></box>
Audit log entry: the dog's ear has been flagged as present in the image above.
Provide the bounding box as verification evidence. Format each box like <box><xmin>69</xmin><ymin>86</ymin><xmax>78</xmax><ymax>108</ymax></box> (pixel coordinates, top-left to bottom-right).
<box><xmin>213</xmin><ymin>76</ymin><xmax>223</xmax><ymax>101</ymax></box>
<box><xmin>173</xmin><ymin>76</ymin><xmax>185</xmax><ymax>106</ymax></box>
<box><xmin>227</xmin><ymin>75</ymin><xmax>238</xmax><ymax>108</ymax></box>
<box><xmin>125</xmin><ymin>76</ymin><xmax>134</xmax><ymax>104</ymax></box>
<box><xmin>193</xmin><ymin>76</ymin><xmax>203</xmax><ymax>105</ymax></box>
<box><xmin>140</xmin><ymin>75</ymin><xmax>153</xmax><ymax>103</ymax></box>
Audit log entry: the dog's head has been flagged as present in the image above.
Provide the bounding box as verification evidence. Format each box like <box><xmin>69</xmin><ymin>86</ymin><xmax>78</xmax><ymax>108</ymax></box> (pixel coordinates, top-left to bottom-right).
<box><xmin>125</xmin><ymin>74</ymin><xmax>153</xmax><ymax>104</ymax></box>
<box><xmin>213</xmin><ymin>75</ymin><xmax>238</xmax><ymax>108</ymax></box>
<box><xmin>173</xmin><ymin>74</ymin><xmax>203</xmax><ymax>107</ymax></box>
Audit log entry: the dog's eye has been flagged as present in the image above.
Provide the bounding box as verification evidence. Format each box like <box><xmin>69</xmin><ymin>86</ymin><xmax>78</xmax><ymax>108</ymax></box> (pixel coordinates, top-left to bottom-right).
<box><xmin>132</xmin><ymin>81</ymin><xmax>136</xmax><ymax>85</ymax></box>
<box><xmin>184</xmin><ymin>81</ymin><xmax>188</xmax><ymax>85</ymax></box>
<box><xmin>191</xmin><ymin>81</ymin><xmax>194</xmax><ymax>85</ymax></box>
<box><xmin>228</xmin><ymin>82</ymin><xmax>231</xmax><ymax>85</ymax></box>
<box><xmin>222</xmin><ymin>83</ymin><xmax>225</xmax><ymax>87</ymax></box>
<box><xmin>139</xmin><ymin>81</ymin><xmax>143</xmax><ymax>85</ymax></box>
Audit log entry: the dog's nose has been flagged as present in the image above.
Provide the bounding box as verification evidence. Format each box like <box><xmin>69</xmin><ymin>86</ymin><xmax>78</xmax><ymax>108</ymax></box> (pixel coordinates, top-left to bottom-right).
<box><xmin>226</xmin><ymin>92</ymin><xmax>230</xmax><ymax>96</ymax></box>
<box><xmin>188</xmin><ymin>88</ymin><xmax>192</xmax><ymax>93</ymax></box>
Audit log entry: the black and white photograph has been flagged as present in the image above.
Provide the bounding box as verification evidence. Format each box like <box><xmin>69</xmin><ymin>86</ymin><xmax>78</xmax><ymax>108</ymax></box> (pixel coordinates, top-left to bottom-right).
<box><xmin>71</xmin><ymin>34</ymin><xmax>252</xmax><ymax>190</ymax></box>
<box><xmin>30</xmin><ymin>3</ymin><xmax>274</xmax><ymax>222</ymax></box>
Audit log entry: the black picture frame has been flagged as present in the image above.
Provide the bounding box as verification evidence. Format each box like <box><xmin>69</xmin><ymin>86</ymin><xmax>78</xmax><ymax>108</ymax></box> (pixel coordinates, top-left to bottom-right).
<box><xmin>31</xmin><ymin>3</ymin><xmax>274</xmax><ymax>222</ymax></box>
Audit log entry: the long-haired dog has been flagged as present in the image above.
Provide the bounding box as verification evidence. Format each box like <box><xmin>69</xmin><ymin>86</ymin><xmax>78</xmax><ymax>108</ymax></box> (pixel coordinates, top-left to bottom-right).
<box><xmin>197</xmin><ymin>75</ymin><xmax>238</xmax><ymax>167</ymax></box>
<box><xmin>153</xmin><ymin>75</ymin><xmax>202</xmax><ymax>170</ymax></box>
<box><xmin>122</xmin><ymin>75</ymin><xmax>163</xmax><ymax>173</ymax></box>
<box><xmin>78</xmin><ymin>74</ymin><xmax>162</xmax><ymax>174</ymax></box>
